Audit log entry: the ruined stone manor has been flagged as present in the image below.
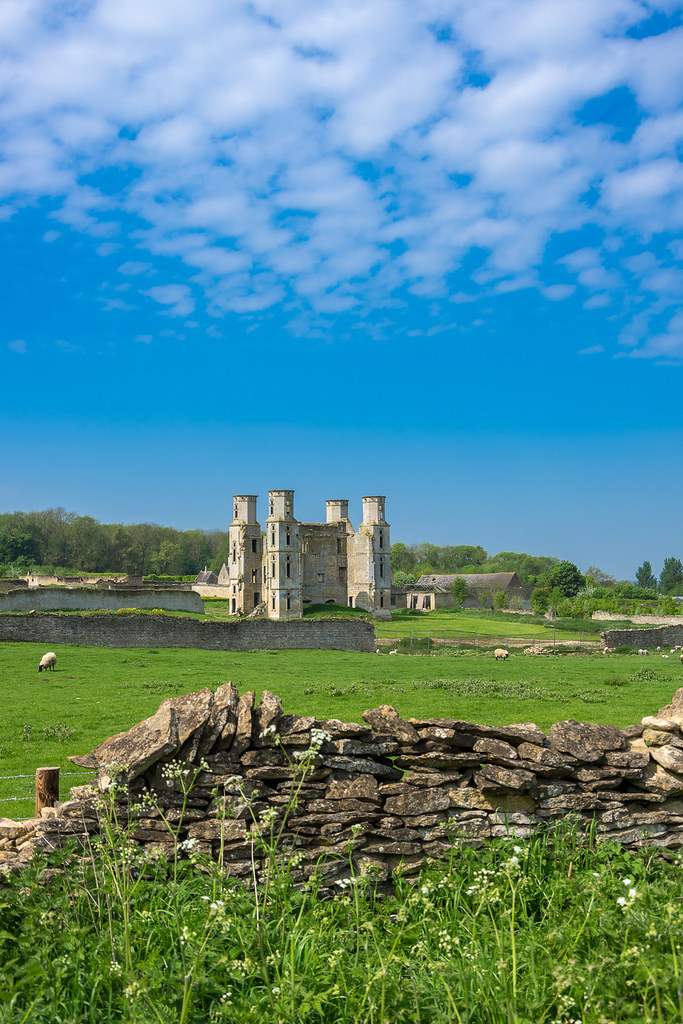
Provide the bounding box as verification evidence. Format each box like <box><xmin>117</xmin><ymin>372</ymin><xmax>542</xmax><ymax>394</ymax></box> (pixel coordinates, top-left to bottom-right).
<box><xmin>217</xmin><ymin>491</ymin><xmax>391</xmax><ymax>620</ymax></box>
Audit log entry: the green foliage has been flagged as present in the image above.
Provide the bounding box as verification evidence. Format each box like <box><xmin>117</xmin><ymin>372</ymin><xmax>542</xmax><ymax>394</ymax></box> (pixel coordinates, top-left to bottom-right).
<box><xmin>391</xmin><ymin>569</ymin><xmax>416</xmax><ymax>587</ymax></box>
<box><xmin>635</xmin><ymin>560</ymin><xmax>657</xmax><ymax>590</ymax></box>
<box><xmin>659</xmin><ymin>556</ymin><xmax>683</xmax><ymax>595</ymax></box>
<box><xmin>492</xmin><ymin>590</ymin><xmax>508</xmax><ymax>609</ymax></box>
<box><xmin>537</xmin><ymin>560</ymin><xmax>585</xmax><ymax>597</ymax></box>
<box><xmin>530</xmin><ymin>587</ymin><xmax>550</xmax><ymax>614</ymax></box>
<box><xmin>612</xmin><ymin>581</ymin><xmax>658</xmax><ymax>600</ymax></box>
<box><xmin>0</xmin><ymin>507</ymin><xmax>228</xmax><ymax>577</ymax></box>
<box><xmin>389</xmin><ymin>543</ymin><xmax>558</xmax><ymax>586</ymax></box>
<box><xmin>657</xmin><ymin>595</ymin><xmax>679</xmax><ymax>615</ymax></box>
<box><xmin>2</xmin><ymin>822</ymin><xmax>683</xmax><ymax>1023</ymax></box>
<box><xmin>584</xmin><ymin>565</ymin><xmax>617</xmax><ymax>587</ymax></box>
<box><xmin>450</xmin><ymin>577</ymin><xmax>468</xmax><ymax>605</ymax></box>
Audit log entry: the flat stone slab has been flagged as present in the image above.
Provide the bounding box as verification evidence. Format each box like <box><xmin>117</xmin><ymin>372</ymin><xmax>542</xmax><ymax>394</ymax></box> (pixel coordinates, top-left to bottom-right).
<box><xmin>69</xmin><ymin>706</ymin><xmax>180</xmax><ymax>782</ymax></box>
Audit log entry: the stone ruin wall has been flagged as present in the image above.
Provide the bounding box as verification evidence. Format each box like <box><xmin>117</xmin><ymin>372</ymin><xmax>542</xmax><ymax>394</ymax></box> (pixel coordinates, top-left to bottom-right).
<box><xmin>0</xmin><ymin>613</ymin><xmax>376</xmax><ymax>653</ymax></box>
<box><xmin>602</xmin><ymin>625</ymin><xmax>683</xmax><ymax>649</ymax></box>
<box><xmin>0</xmin><ymin>587</ymin><xmax>204</xmax><ymax>614</ymax></box>
<box><xmin>4</xmin><ymin>685</ymin><xmax>683</xmax><ymax>884</ymax></box>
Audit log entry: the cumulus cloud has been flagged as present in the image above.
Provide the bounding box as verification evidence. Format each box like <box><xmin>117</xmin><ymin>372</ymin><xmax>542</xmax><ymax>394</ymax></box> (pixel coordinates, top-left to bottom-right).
<box><xmin>7</xmin><ymin>339</ymin><xmax>26</xmax><ymax>354</ymax></box>
<box><xmin>0</xmin><ymin>0</ymin><xmax>682</xmax><ymax>355</ymax></box>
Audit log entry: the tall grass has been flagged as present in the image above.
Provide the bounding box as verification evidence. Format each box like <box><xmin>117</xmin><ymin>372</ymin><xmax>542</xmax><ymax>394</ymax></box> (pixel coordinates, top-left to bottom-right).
<box><xmin>1</xmin><ymin>810</ymin><xmax>682</xmax><ymax>1024</ymax></box>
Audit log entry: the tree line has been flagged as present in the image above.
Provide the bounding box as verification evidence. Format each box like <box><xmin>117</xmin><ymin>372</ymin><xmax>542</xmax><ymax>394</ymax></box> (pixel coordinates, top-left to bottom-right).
<box><xmin>0</xmin><ymin>508</ymin><xmax>230</xmax><ymax>577</ymax></box>
<box><xmin>390</xmin><ymin>542</ymin><xmax>559</xmax><ymax>586</ymax></box>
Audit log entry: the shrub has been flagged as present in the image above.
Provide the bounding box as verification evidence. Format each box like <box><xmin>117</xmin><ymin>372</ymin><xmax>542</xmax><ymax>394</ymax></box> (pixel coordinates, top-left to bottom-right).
<box><xmin>493</xmin><ymin>590</ymin><xmax>508</xmax><ymax>610</ymax></box>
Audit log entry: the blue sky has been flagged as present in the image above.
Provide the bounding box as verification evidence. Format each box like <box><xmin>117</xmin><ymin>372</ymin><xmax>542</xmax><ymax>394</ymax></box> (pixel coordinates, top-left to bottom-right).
<box><xmin>2</xmin><ymin>0</ymin><xmax>683</xmax><ymax>580</ymax></box>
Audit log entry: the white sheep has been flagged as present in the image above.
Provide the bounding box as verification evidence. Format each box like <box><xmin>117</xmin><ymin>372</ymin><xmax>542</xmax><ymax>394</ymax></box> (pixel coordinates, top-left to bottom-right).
<box><xmin>637</xmin><ymin>649</ymin><xmax>650</xmax><ymax>656</ymax></box>
<box><xmin>38</xmin><ymin>651</ymin><xmax>57</xmax><ymax>673</ymax></box>
<box><xmin>388</xmin><ymin>649</ymin><xmax>398</xmax><ymax>655</ymax></box>
<box><xmin>494</xmin><ymin>648</ymin><xmax>509</xmax><ymax>660</ymax></box>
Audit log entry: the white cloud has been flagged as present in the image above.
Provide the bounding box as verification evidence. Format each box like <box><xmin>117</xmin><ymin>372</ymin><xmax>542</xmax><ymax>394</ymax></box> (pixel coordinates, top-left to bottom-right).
<box><xmin>144</xmin><ymin>283</ymin><xmax>195</xmax><ymax>316</ymax></box>
<box><xmin>7</xmin><ymin>338</ymin><xmax>26</xmax><ymax>354</ymax></box>
<box><xmin>0</xmin><ymin>0</ymin><xmax>681</xmax><ymax>347</ymax></box>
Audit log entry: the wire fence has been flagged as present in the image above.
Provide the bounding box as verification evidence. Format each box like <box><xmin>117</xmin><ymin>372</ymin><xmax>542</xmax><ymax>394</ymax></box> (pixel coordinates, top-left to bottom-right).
<box><xmin>0</xmin><ymin>769</ymin><xmax>95</xmax><ymax>815</ymax></box>
<box><xmin>376</xmin><ymin>626</ymin><xmax>601</xmax><ymax>655</ymax></box>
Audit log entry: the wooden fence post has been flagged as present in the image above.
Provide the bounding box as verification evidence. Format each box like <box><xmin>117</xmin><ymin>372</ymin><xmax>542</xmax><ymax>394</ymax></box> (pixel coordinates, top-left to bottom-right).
<box><xmin>35</xmin><ymin>766</ymin><xmax>60</xmax><ymax>815</ymax></box>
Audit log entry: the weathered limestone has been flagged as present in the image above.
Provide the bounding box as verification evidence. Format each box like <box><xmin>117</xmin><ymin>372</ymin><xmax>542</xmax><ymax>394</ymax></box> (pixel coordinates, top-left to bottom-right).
<box><xmin>5</xmin><ymin>688</ymin><xmax>683</xmax><ymax>883</ymax></box>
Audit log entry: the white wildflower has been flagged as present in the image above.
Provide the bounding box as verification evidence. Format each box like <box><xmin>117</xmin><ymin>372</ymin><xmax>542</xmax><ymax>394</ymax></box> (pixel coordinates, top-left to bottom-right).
<box><xmin>617</xmin><ymin>896</ymin><xmax>627</xmax><ymax>907</ymax></box>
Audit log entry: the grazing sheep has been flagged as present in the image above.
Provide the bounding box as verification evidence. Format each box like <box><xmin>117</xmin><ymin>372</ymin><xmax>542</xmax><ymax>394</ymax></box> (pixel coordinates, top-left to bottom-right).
<box><xmin>657</xmin><ymin>646</ymin><xmax>661</xmax><ymax>652</ymax></box>
<box><xmin>38</xmin><ymin>651</ymin><xmax>57</xmax><ymax>673</ymax></box>
<box><xmin>637</xmin><ymin>649</ymin><xmax>650</xmax><ymax>656</ymax></box>
<box><xmin>494</xmin><ymin>648</ymin><xmax>509</xmax><ymax>660</ymax></box>
<box><xmin>663</xmin><ymin>655</ymin><xmax>670</xmax><ymax>658</ymax></box>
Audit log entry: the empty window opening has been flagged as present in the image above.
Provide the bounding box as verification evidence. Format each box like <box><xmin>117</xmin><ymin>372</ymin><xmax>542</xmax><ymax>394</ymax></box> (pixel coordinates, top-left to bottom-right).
<box><xmin>286</xmin><ymin>530</ymin><xmax>291</xmax><ymax>546</ymax></box>
<box><xmin>286</xmin><ymin>557</ymin><xmax>291</xmax><ymax>578</ymax></box>
<box><xmin>271</xmin><ymin>558</ymin><xmax>276</xmax><ymax>579</ymax></box>
<box><xmin>270</xmin><ymin>501</ymin><xmax>274</xmax><ymax>516</ymax></box>
<box><xmin>251</xmin><ymin>539</ymin><xmax>258</xmax><ymax>553</ymax></box>
<box><xmin>286</xmin><ymin>595</ymin><xmax>291</xmax><ymax>611</ymax></box>
<box><xmin>379</xmin><ymin>558</ymin><xmax>384</xmax><ymax>579</ymax></box>
<box><xmin>337</xmin><ymin>538</ymin><xmax>344</xmax><ymax>554</ymax></box>
<box><xmin>380</xmin><ymin>593</ymin><xmax>384</xmax><ymax>608</ymax></box>
<box><xmin>272</xmin><ymin>596</ymin><xmax>276</xmax><ymax>610</ymax></box>
<box><xmin>270</xmin><ymin>531</ymin><xmax>275</xmax><ymax>546</ymax></box>
<box><xmin>348</xmin><ymin>596</ymin><xmax>354</xmax><ymax>607</ymax></box>
<box><xmin>231</xmin><ymin>598</ymin><xmax>236</xmax><ymax>613</ymax></box>
<box><xmin>379</xmin><ymin>529</ymin><xmax>384</xmax><ymax>549</ymax></box>
<box><xmin>253</xmin><ymin>592</ymin><xmax>260</xmax><ymax>606</ymax></box>
<box><xmin>338</xmin><ymin>566</ymin><xmax>346</xmax><ymax>583</ymax></box>
<box><xmin>232</xmin><ymin>546</ymin><xmax>236</xmax><ymax>563</ymax></box>
<box><xmin>234</xmin><ymin>504</ymin><xmax>238</xmax><ymax>520</ymax></box>
<box><xmin>251</xmin><ymin>569</ymin><xmax>258</xmax><ymax>584</ymax></box>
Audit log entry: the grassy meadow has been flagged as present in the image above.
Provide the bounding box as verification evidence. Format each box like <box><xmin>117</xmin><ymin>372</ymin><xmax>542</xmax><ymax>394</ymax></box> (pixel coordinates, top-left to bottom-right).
<box><xmin>1</xmin><ymin>640</ymin><xmax>682</xmax><ymax>818</ymax></box>
<box><xmin>2</xmin><ymin>629</ymin><xmax>683</xmax><ymax>1023</ymax></box>
<box><xmin>2</xmin><ymin>819</ymin><xmax>683</xmax><ymax>1024</ymax></box>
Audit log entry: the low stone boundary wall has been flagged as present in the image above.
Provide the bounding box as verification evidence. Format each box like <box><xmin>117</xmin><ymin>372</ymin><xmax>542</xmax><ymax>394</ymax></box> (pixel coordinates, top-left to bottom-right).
<box><xmin>594</xmin><ymin>611</ymin><xmax>682</xmax><ymax>626</ymax></box>
<box><xmin>0</xmin><ymin>613</ymin><xmax>376</xmax><ymax>653</ymax></box>
<box><xmin>0</xmin><ymin>587</ymin><xmax>203</xmax><ymax>614</ymax></box>
<box><xmin>4</xmin><ymin>684</ymin><xmax>683</xmax><ymax>883</ymax></box>
<box><xmin>602</xmin><ymin>625</ymin><xmax>683</xmax><ymax>649</ymax></box>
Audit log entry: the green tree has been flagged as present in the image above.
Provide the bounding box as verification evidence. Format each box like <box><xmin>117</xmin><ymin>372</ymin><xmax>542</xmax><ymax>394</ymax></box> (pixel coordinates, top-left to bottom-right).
<box><xmin>659</xmin><ymin>557</ymin><xmax>683</xmax><ymax>595</ymax></box>
<box><xmin>636</xmin><ymin>560</ymin><xmax>657</xmax><ymax>590</ymax></box>
<box><xmin>585</xmin><ymin>566</ymin><xmax>616</xmax><ymax>587</ymax></box>
<box><xmin>530</xmin><ymin>587</ymin><xmax>550</xmax><ymax>614</ymax></box>
<box><xmin>450</xmin><ymin>578</ymin><xmax>468</xmax><ymax>605</ymax></box>
<box><xmin>538</xmin><ymin>561</ymin><xmax>585</xmax><ymax>598</ymax></box>
<box><xmin>393</xmin><ymin>569</ymin><xmax>417</xmax><ymax>587</ymax></box>
<box><xmin>493</xmin><ymin>590</ymin><xmax>508</xmax><ymax>610</ymax></box>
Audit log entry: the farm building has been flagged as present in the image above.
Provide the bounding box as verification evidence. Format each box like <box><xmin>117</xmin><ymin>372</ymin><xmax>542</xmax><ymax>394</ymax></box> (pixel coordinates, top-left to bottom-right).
<box><xmin>405</xmin><ymin>572</ymin><xmax>531</xmax><ymax>611</ymax></box>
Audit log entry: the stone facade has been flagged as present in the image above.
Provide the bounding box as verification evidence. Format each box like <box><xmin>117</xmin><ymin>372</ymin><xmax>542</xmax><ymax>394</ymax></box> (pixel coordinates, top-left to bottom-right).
<box><xmin>5</xmin><ymin>685</ymin><xmax>683</xmax><ymax>883</ymax></box>
<box><xmin>0</xmin><ymin>612</ymin><xmax>376</xmax><ymax>653</ymax></box>
<box><xmin>221</xmin><ymin>492</ymin><xmax>391</xmax><ymax>620</ymax></box>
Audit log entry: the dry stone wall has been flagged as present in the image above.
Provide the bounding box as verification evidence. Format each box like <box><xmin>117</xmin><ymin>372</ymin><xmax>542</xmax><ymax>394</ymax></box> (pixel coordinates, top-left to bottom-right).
<box><xmin>4</xmin><ymin>685</ymin><xmax>683</xmax><ymax>883</ymax></box>
<box><xmin>602</xmin><ymin>625</ymin><xmax>683</xmax><ymax>649</ymax></box>
<box><xmin>0</xmin><ymin>587</ymin><xmax>203</xmax><ymax>614</ymax></box>
<box><xmin>0</xmin><ymin>613</ymin><xmax>375</xmax><ymax>652</ymax></box>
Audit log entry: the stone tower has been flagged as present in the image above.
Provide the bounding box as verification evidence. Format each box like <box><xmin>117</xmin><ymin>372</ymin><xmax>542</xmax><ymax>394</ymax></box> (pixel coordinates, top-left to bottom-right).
<box><xmin>227</xmin><ymin>495</ymin><xmax>262</xmax><ymax>615</ymax></box>
<box><xmin>264</xmin><ymin>489</ymin><xmax>301</xmax><ymax>619</ymax></box>
<box><xmin>347</xmin><ymin>495</ymin><xmax>391</xmax><ymax>613</ymax></box>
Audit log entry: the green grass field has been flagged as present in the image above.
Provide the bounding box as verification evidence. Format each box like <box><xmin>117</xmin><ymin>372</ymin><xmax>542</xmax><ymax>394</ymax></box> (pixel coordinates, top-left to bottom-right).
<box><xmin>1</xmin><ymin>641</ymin><xmax>682</xmax><ymax>819</ymax></box>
